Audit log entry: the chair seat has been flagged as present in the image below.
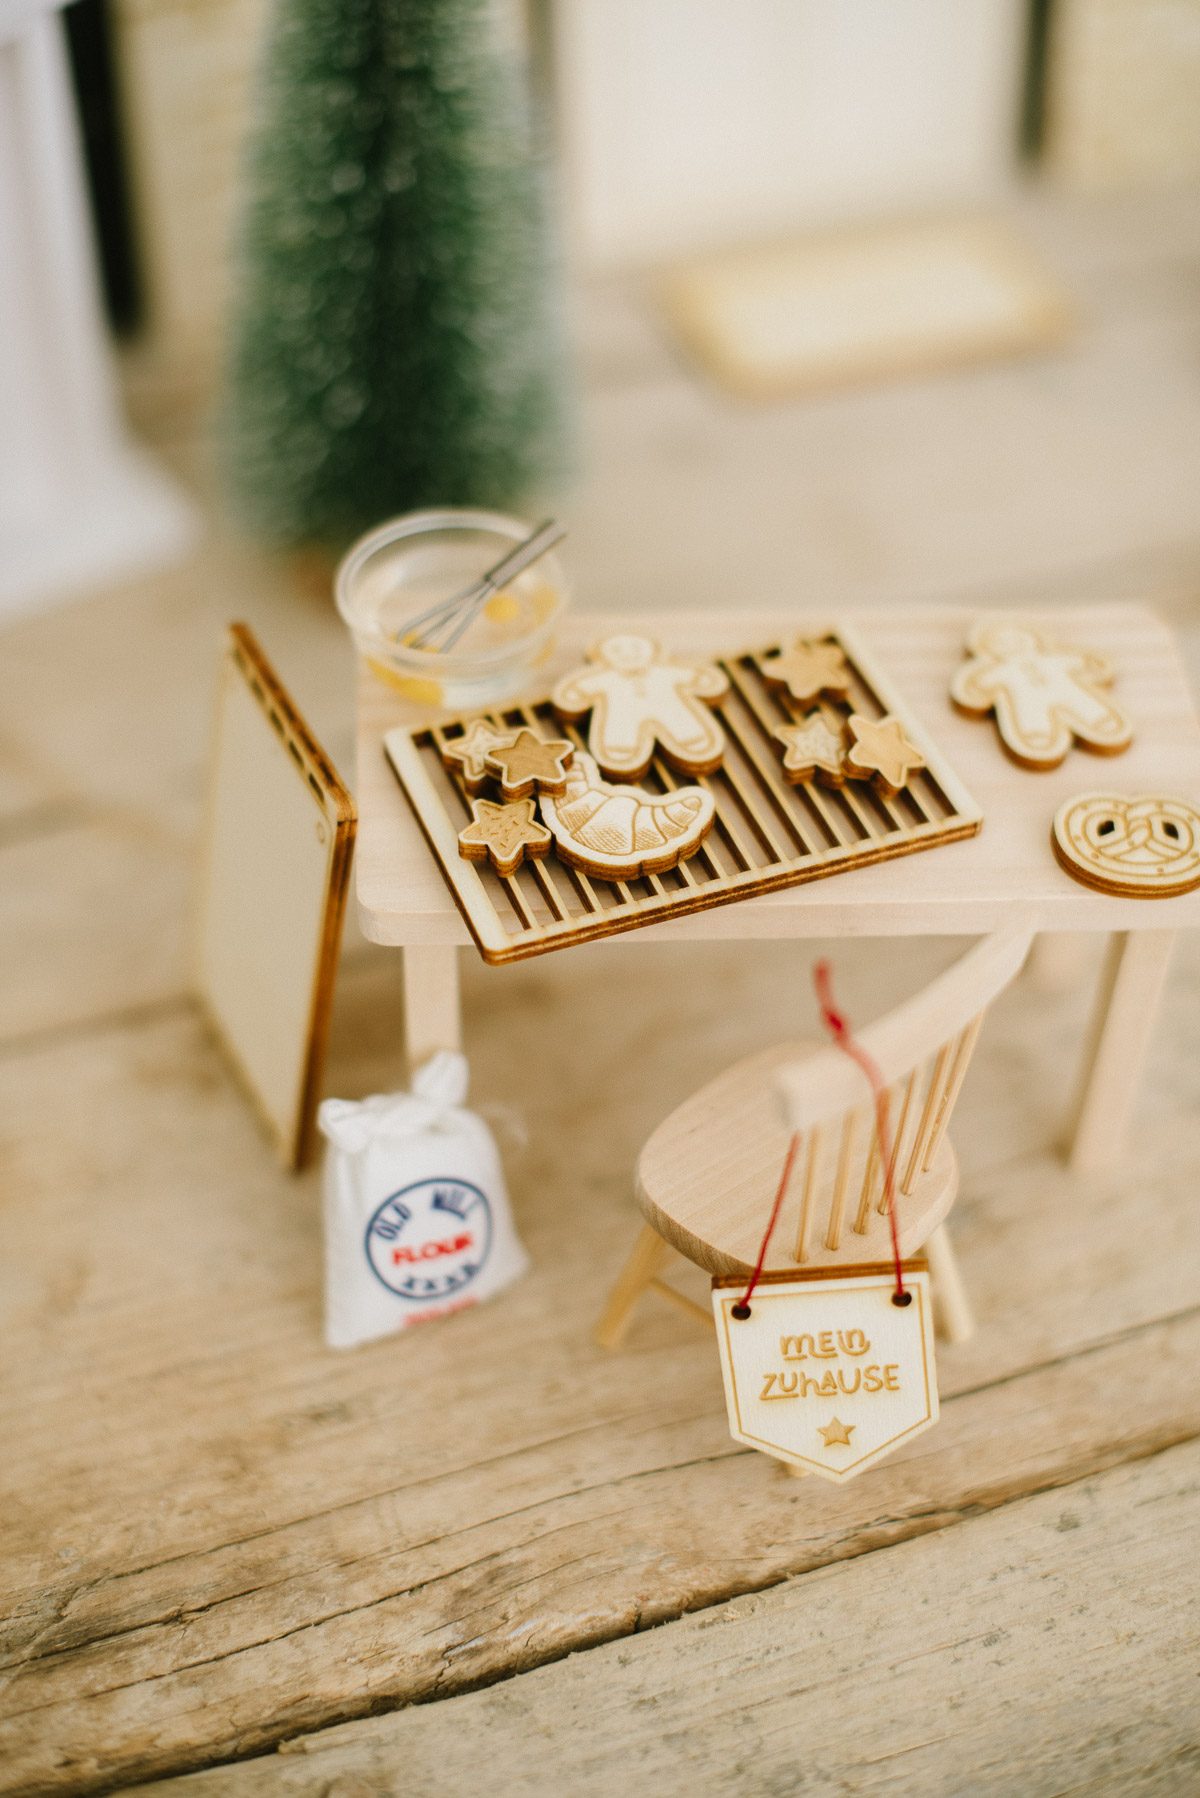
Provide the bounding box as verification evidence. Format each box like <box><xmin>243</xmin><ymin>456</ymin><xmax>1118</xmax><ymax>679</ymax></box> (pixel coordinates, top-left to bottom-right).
<box><xmin>636</xmin><ymin>1040</ymin><xmax>957</xmax><ymax>1278</ymax></box>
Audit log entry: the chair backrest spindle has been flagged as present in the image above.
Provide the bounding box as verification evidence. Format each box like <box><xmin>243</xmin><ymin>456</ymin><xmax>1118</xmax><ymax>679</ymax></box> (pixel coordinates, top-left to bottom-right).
<box><xmin>635</xmin><ymin>928</ymin><xmax>1033</xmax><ymax>1280</ymax></box>
<box><xmin>854</xmin><ymin>1129</ymin><xmax>881</xmax><ymax>1235</ymax></box>
<box><xmin>792</xmin><ymin>1126</ymin><xmax>820</xmax><ymax>1263</ymax></box>
<box><xmin>826</xmin><ymin>1108</ymin><xmax>864</xmax><ymax>1251</ymax></box>
<box><xmin>775</xmin><ymin>929</ymin><xmax>1033</xmax><ymax>1258</ymax></box>
<box><xmin>879</xmin><ymin>1068</ymin><xmax>919</xmax><ymax>1215</ymax></box>
<box><xmin>901</xmin><ymin>1042</ymin><xmax>952</xmax><ymax>1196</ymax></box>
<box><xmin>923</xmin><ymin>1011</ymin><xmax>986</xmax><ymax>1174</ymax></box>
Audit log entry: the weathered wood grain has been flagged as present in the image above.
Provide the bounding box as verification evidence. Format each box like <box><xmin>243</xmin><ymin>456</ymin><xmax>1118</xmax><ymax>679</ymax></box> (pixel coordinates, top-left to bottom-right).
<box><xmin>0</xmin><ymin>931</ymin><xmax>1197</xmax><ymax>1793</ymax></box>
<box><xmin>124</xmin><ymin>1439</ymin><xmax>1200</xmax><ymax>1798</ymax></box>
<box><xmin>0</xmin><ymin>812</ymin><xmax>190</xmax><ymax>1047</ymax></box>
<box><xmin>2</xmin><ymin>188</ymin><xmax>1200</xmax><ymax>1796</ymax></box>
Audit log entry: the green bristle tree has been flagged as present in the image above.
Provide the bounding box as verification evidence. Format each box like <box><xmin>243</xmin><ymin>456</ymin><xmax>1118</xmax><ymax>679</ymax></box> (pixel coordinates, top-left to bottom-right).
<box><xmin>225</xmin><ymin>0</ymin><xmax>566</xmax><ymax>549</ymax></box>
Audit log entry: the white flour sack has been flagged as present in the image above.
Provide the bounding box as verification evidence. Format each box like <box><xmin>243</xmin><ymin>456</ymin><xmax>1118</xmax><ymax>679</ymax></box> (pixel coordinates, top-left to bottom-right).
<box><xmin>317</xmin><ymin>1053</ymin><xmax>529</xmax><ymax>1349</ymax></box>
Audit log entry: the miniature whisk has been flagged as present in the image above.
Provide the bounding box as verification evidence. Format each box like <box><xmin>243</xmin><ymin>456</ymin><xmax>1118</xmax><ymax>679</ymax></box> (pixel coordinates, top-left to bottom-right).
<box><xmin>400</xmin><ymin>518</ymin><xmax>567</xmax><ymax>653</ymax></box>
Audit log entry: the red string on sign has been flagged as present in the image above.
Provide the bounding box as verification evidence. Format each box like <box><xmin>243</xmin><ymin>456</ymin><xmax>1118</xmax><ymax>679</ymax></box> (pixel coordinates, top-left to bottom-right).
<box><xmin>733</xmin><ymin>960</ymin><xmax>908</xmax><ymax>1318</ymax></box>
<box><xmin>812</xmin><ymin>960</ymin><xmax>907</xmax><ymax>1304</ymax></box>
<box><xmin>730</xmin><ymin>1128</ymin><xmax>801</xmax><ymax>1319</ymax></box>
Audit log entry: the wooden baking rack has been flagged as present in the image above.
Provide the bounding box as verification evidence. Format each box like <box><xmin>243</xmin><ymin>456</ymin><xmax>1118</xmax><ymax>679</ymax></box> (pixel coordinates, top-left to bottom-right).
<box><xmin>384</xmin><ymin>626</ymin><xmax>983</xmax><ymax>964</ymax></box>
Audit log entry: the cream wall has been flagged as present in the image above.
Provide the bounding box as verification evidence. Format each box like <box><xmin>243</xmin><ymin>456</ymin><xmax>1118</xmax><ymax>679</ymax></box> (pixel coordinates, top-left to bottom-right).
<box><xmin>116</xmin><ymin>0</ymin><xmax>1029</xmax><ymax>395</ymax></box>
<box><xmin>110</xmin><ymin>0</ymin><xmax>1200</xmax><ymax>405</ymax></box>
<box><xmin>552</xmin><ymin>0</ymin><xmax>1029</xmax><ymax>270</ymax></box>
<box><xmin>1047</xmin><ymin>0</ymin><xmax>1200</xmax><ymax>186</ymax></box>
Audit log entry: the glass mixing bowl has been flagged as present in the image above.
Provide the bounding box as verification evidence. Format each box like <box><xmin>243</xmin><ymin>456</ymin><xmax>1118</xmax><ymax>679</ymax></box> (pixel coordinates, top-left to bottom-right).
<box><xmin>335</xmin><ymin>508</ymin><xmax>568</xmax><ymax>709</ymax></box>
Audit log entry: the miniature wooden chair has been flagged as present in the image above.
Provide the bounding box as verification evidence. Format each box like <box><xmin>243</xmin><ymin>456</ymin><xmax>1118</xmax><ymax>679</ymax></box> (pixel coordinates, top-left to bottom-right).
<box><xmin>596</xmin><ymin>929</ymin><xmax>1033</xmax><ymax>1351</ymax></box>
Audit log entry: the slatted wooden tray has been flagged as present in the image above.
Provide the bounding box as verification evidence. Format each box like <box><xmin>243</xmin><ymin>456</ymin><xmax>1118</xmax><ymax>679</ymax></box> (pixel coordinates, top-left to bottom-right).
<box><xmin>384</xmin><ymin>626</ymin><xmax>982</xmax><ymax>964</ymax></box>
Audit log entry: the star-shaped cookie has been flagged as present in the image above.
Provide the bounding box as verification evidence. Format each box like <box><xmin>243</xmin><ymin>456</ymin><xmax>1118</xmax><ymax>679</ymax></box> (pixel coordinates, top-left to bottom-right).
<box><xmin>758</xmin><ymin>639</ymin><xmax>851</xmax><ymax>708</ymax></box>
<box><xmin>843</xmin><ymin>713</ymin><xmax>926</xmax><ymax>796</ymax></box>
<box><xmin>441</xmin><ymin>719</ymin><xmax>518</xmax><ymax>793</ymax></box>
<box><xmin>773</xmin><ymin>711</ymin><xmax>847</xmax><ymax>785</ymax></box>
<box><xmin>484</xmin><ymin>728</ymin><xmax>575</xmax><ymax>800</ymax></box>
<box><xmin>457</xmin><ymin>797</ymin><xmax>551</xmax><ymax>877</ymax></box>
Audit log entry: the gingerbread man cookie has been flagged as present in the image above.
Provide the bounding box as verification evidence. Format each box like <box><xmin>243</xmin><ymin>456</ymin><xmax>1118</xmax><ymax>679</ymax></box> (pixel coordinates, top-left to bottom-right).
<box><xmin>539</xmin><ymin>753</ymin><xmax>715</xmax><ymax>879</ymax></box>
<box><xmin>552</xmin><ymin>634</ymin><xmax>729</xmax><ymax>779</ymax></box>
<box><xmin>441</xmin><ymin>719</ymin><xmax>518</xmax><ymax>793</ymax></box>
<box><xmin>1052</xmin><ymin>792</ymin><xmax>1200</xmax><ymax>898</ymax></box>
<box><xmin>843</xmin><ymin>714</ymin><xmax>926</xmax><ymax>796</ymax></box>
<box><xmin>950</xmin><ymin>619</ymin><xmax>1133</xmax><ymax>770</ymax></box>
<box><xmin>773</xmin><ymin>711</ymin><xmax>847</xmax><ymax>785</ymax></box>
<box><xmin>757</xmin><ymin>638</ymin><xmax>851</xmax><ymax>709</ymax></box>
<box><xmin>458</xmin><ymin>797</ymin><xmax>550</xmax><ymax>877</ymax></box>
<box><xmin>484</xmin><ymin>729</ymin><xmax>574</xmax><ymax>800</ymax></box>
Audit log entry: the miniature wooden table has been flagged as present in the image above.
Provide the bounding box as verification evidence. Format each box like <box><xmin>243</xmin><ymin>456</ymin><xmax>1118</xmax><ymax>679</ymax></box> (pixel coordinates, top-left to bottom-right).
<box><xmin>357</xmin><ymin>601</ymin><xmax>1200</xmax><ymax>1173</ymax></box>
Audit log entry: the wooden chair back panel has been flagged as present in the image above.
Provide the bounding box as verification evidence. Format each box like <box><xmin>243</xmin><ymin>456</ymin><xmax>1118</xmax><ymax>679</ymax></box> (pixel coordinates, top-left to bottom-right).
<box><xmin>774</xmin><ymin>929</ymin><xmax>1032</xmax><ymax>1135</ymax></box>
<box><xmin>788</xmin><ymin>1008</ymin><xmax>985</xmax><ymax>1264</ymax></box>
<box><xmin>636</xmin><ymin>929</ymin><xmax>1032</xmax><ymax>1277</ymax></box>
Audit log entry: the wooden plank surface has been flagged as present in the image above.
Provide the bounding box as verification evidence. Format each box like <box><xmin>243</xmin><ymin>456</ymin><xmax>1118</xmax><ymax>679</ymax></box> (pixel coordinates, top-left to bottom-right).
<box><xmin>126</xmin><ymin>1439</ymin><xmax>1200</xmax><ymax>1797</ymax></box>
<box><xmin>1</xmin><ymin>931</ymin><xmax>1197</xmax><ymax>1793</ymax></box>
<box><xmin>1</xmin><ymin>189</ymin><xmax>1199</xmax><ymax>1794</ymax></box>
<box><xmin>357</xmin><ymin>602</ymin><xmax>1200</xmax><ymax>944</ymax></box>
<box><xmin>0</xmin><ymin>812</ymin><xmax>189</xmax><ymax>1046</ymax></box>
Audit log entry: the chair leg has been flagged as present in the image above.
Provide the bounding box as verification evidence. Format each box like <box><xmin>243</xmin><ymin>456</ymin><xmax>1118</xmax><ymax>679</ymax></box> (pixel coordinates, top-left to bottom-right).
<box><xmin>925</xmin><ymin>1224</ymin><xmax>975</xmax><ymax>1344</ymax></box>
<box><xmin>594</xmin><ymin>1223</ymin><xmax>672</xmax><ymax>1350</ymax></box>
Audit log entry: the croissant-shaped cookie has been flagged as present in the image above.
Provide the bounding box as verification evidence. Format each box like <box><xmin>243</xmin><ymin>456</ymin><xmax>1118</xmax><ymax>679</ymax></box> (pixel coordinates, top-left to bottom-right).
<box><xmin>540</xmin><ymin>753</ymin><xmax>715</xmax><ymax>879</ymax></box>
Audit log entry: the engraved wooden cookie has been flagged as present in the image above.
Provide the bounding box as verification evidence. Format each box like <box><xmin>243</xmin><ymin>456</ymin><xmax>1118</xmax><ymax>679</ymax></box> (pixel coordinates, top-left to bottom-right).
<box><xmin>757</xmin><ymin>638</ymin><xmax>851</xmax><ymax>709</ymax></box>
<box><xmin>950</xmin><ymin>618</ymin><xmax>1133</xmax><ymax>769</ymax></box>
<box><xmin>551</xmin><ymin>634</ymin><xmax>729</xmax><ymax>778</ymax></box>
<box><xmin>773</xmin><ymin>711</ymin><xmax>847</xmax><ymax>785</ymax></box>
<box><xmin>1052</xmin><ymin>792</ymin><xmax>1200</xmax><ymax>898</ymax></box>
<box><xmin>539</xmin><ymin>752</ymin><xmax>715</xmax><ymax>879</ymax></box>
<box><xmin>843</xmin><ymin>714</ymin><xmax>926</xmax><ymax>796</ymax></box>
<box><xmin>457</xmin><ymin>797</ymin><xmax>551</xmax><ymax>877</ymax></box>
<box><xmin>484</xmin><ymin>728</ymin><xmax>574</xmax><ymax>800</ymax></box>
<box><xmin>440</xmin><ymin>719</ymin><xmax>519</xmax><ymax>793</ymax></box>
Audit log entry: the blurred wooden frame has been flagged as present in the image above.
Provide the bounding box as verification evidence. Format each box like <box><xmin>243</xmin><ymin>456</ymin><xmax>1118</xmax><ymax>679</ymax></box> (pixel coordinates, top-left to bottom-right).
<box><xmin>195</xmin><ymin>624</ymin><xmax>356</xmax><ymax>1169</ymax></box>
<box><xmin>659</xmin><ymin>215</ymin><xmax>1075</xmax><ymax>400</ymax></box>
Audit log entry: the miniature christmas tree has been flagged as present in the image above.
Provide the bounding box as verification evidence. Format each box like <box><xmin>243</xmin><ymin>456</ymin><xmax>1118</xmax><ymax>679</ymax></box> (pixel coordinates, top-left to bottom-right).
<box><xmin>225</xmin><ymin>0</ymin><xmax>566</xmax><ymax>548</ymax></box>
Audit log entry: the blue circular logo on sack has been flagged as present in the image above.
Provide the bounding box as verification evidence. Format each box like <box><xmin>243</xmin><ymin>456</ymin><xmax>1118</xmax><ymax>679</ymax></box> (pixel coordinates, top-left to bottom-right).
<box><xmin>365</xmin><ymin>1177</ymin><xmax>493</xmax><ymax>1301</ymax></box>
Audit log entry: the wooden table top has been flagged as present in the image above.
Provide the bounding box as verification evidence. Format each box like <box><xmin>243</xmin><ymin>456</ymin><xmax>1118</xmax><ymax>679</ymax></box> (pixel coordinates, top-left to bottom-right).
<box><xmin>357</xmin><ymin>601</ymin><xmax>1200</xmax><ymax>946</ymax></box>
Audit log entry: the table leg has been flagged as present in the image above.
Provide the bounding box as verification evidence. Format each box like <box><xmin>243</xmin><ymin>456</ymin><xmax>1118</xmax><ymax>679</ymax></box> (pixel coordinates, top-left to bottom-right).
<box><xmin>402</xmin><ymin>946</ymin><xmax>461</xmax><ymax>1074</ymax></box>
<box><xmin>1067</xmin><ymin>930</ymin><xmax>1177</xmax><ymax>1175</ymax></box>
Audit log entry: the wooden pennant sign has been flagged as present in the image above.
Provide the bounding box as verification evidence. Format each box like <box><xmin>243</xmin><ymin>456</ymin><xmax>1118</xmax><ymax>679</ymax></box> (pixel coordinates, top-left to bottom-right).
<box><xmin>711</xmin><ymin>1264</ymin><xmax>938</xmax><ymax>1482</ymax></box>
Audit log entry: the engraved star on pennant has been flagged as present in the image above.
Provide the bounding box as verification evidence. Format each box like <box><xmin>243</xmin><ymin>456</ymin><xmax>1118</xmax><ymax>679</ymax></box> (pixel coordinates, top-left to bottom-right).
<box><xmin>757</xmin><ymin>639</ymin><xmax>851</xmax><ymax>707</ymax></box>
<box><xmin>773</xmin><ymin>711</ymin><xmax>847</xmax><ymax>785</ymax></box>
<box><xmin>843</xmin><ymin>713</ymin><xmax>927</xmax><ymax>796</ymax></box>
<box><xmin>818</xmin><ymin>1416</ymin><xmax>855</xmax><ymax>1449</ymax></box>
<box><xmin>457</xmin><ymin>797</ymin><xmax>551</xmax><ymax>877</ymax></box>
<box><xmin>484</xmin><ymin>728</ymin><xmax>575</xmax><ymax>800</ymax></box>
